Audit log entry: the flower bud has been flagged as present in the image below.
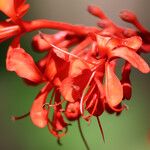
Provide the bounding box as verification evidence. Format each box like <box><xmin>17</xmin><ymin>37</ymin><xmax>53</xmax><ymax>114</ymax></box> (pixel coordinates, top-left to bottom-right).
<box><xmin>120</xmin><ymin>10</ymin><xmax>137</xmax><ymax>23</ymax></box>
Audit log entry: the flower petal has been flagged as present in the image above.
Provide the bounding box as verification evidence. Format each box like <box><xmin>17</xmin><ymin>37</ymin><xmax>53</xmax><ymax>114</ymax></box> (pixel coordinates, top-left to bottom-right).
<box><xmin>122</xmin><ymin>36</ymin><xmax>142</xmax><ymax>50</ymax></box>
<box><xmin>96</xmin><ymin>35</ymin><xmax>111</xmax><ymax>57</ymax></box>
<box><xmin>44</xmin><ymin>50</ymin><xmax>69</xmax><ymax>82</ymax></box>
<box><xmin>14</xmin><ymin>0</ymin><xmax>29</xmax><ymax>18</ymax></box>
<box><xmin>121</xmin><ymin>62</ymin><xmax>132</xmax><ymax>100</ymax></box>
<box><xmin>30</xmin><ymin>83</ymin><xmax>52</xmax><ymax>128</ymax></box>
<box><xmin>60</xmin><ymin>77</ymin><xmax>74</xmax><ymax>102</ymax></box>
<box><xmin>105</xmin><ymin>63</ymin><xmax>123</xmax><ymax>107</ymax></box>
<box><xmin>0</xmin><ymin>0</ymin><xmax>15</xmax><ymax>18</ymax></box>
<box><xmin>111</xmin><ymin>47</ymin><xmax>150</xmax><ymax>73</ymax></box>
<box><xmin>69</xmin><ymin>59</ymin><xmax>90</xmax><ymax>77</ymax></box>
<box><xmin>6</xmin><ymin>47</ymin><xmax>42</xmax><ymax>83</ymax></box>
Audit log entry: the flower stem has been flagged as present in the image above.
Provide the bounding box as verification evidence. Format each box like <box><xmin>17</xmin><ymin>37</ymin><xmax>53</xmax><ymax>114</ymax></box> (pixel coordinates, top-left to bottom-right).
<box><xmin>78</xmin><ymin>118</ymin><xmax>90</xmax><ymax>150</ymax></box>
<box><xmin>23</xmin><ymin>19</ymin><xmax>99</xmax><ymax>35</ymax></box>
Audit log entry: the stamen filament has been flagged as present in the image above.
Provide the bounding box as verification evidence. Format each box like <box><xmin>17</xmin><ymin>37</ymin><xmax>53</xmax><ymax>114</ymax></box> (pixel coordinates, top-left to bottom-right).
<box><xmin>11</xmin><ymin>112</ymin><xmax>30</xmax><ymax>121</ymax></box>
<box><xmin>43</xmin><ymin>99</ymin><xmax>65</xmax><ymax>108</ymax></box>
<box><xmin>77</xmin><ymin>119</ymin><xmax>90</xmax><ymax>150</ymax></box>
<box><xmin>96</xmin><ymin>117</ymin><xmax>105</xmax><ymax>142</ymax></box>
<box><xmin>80</xmin><ymin>71</ymin><xmax>96</xmax><ymax>114</ymax></box>
<box><xmin>39</xmin><ymin>32</ymin><xmax>97</xmax><ymax>66</ymax></box>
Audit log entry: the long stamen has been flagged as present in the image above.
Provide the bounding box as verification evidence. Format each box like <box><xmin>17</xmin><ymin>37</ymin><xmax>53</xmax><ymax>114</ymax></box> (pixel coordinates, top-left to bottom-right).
<box><xmin>11</xmin><ymin>112</ymin><xmax>30</xmax><ymax>121</ymax></box>
<box><xmin>47</xmin><ymin>119</ymin><xmax>68</xmax><ymax>138</ymax></box>
<box><xmin>96</xmin><ymin>117</ymin><xmax>105</xmax><ymax>142</ymax></box>
<box><xmin>57</xmin><ymin>138</ymin><xmax>62</xmax><ymax>146</ymax></box>
<box><xmin>39</xmin><ymin>32</ymin><xmax>97</xmax><ymax>65</ymax></box>
<box><xmin>81</xmin><ymin>84</ymin><xmax>96</xmax><ymax>122</ymax></box>
<box><xmin>83</xmin><ymin>83</ymin><xmax>96</xmax><ymax>104</ymax></box>
<box><xmin>77</xmin><ymin>119</ymin><xmax>90</xmax><ymax>150</ymax></box>
<box><xmin>80</xmin><ymin>71</ymin><xmax>96</xmax><ymax>114</ymax></box>
<box><xmin>43</xmin><ymin>99</ymin><xmax>65</xmax><ymax>108</ymax></box>
<box><xmin>51</xmin><ymin>43</ymin><xmax>96</xmax><ymax>65</ymax></box>
<box><xmin>83</xmin><ymin>95</ymin><xmax>98</xmax><ymax>122</ymax></box>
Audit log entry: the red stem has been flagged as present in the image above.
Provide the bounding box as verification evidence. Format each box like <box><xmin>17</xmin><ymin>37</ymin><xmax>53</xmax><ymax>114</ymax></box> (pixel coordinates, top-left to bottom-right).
<box><xmin>133</xmin><ymin>20</ymin><xmax>149</xmax><ymax>33</ymax></box>
<box><xmin>22</xmin><ymin>19</ymin><xmax>100</xmax><ymax>35</ymax></box>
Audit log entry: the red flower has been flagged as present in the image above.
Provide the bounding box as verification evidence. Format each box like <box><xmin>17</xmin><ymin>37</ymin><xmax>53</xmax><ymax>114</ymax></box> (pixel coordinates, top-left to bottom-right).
<box><xmin>1</xmin><ymin>2</ymin><xmax>149</xmax><ymax>148</ymax></box>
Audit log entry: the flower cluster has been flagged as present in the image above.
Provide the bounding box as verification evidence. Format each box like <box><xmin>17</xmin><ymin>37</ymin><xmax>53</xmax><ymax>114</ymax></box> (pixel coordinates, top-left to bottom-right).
<box><xmin>0</xmin><ymin>0</ymin><xmax>150</xmax><ymax>147</ymax></box>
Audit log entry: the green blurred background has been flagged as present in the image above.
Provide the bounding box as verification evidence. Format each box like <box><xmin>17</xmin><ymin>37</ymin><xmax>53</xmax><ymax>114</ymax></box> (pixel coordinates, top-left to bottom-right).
<box><xmin>0</xmin><ymin>0</ymin><xmax>150</xmax><ymax>150</ymax></box>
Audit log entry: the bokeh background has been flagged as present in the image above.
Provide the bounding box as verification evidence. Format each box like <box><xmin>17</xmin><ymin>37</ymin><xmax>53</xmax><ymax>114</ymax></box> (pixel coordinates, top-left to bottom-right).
<box><xmin>0</xmin><ymin>0</ymin><xmax>150</xmax><ymax>150</ymax></box>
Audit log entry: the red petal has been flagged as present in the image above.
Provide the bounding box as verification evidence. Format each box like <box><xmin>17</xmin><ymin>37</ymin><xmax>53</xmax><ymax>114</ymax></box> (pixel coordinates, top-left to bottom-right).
<box><xmin>96</xmin><ymin>35</ymin><xmax>111</xmax><ymax>57</ymax></box>
<box><xmin>51</xmin><ymin>90</ymin><xmax>68</xmax><ymax>130</ymax></box>
<box><xmin>60</xmin><ymin>77</ymin><xmax>74</xmax><ymax>102</ymax></box>
<box><xmin>122</xmin><ymin>36</ymin><xmax>142</xmax><ymax>50</ymax></box>
<box><xmin>141</xmin><ymin>44</ymin><xmax>150</xmax><ymax>53</ymax></box>
<box><xmin>14</xmin><ymin>0</ymin><xmax>26</xmax><ymax>8</ymax></box>
<box><xmin>105</xmin><ymin>63</ymin><xmax>123</xmax><ymax>107</ymax></box>
<box><xmin>121</xmin><ymin>62</ymin><xmax>132</xmax><ymax>100</ymax></box>
<box><xmin>106</xmin><ymin>37</ymin><xmax>121</xmax><ymax>50</ymax></box>
<box><xmin>0</xmin><ymin>0</ymin><xmax>15</xmax><ymax>18</ymax></box>
<box><xmin>44</xmin><ymin>51</ymin><xmax>69</xmax><ymax>81</ymax></box>
<box><xmin>122</xmin><ymin>82</ymin><xmax>132</xmax><ymax>100</ymax></box>
<box><xmin>6</xmin><ymin>47</ymin><xmax>42</xmax><ymax>83</ymax></box>
<box><xmin>60</xmin><ymin>67</ymin><xmax>92</xmax><ymax>102</ymax></box>
<box><xmin>30</xmin><ymin>83</ymin><xmax>52</xmax><ymax>128</ymax></box>
<box><xmin>69</xmin><ymin>59</ymin><xmax>90</xmax><ymax>77</ymax></box>
<box><xmin>32</xmin><ymin>33</ymin><xmax>53</xmax><ymax>52</ymax></box>
<box><xmin>32</xmin><ymin>32</ymin><xmax>67</xmax><ymax>52</ymax></box>
<box><xmin>111</xmin><ymin>47</ymin><xmax>150</xmax><ymax>73</ymax></box>
<box><xmin>17</xmin><ymin>3</ymin><xmax>29</xmax><ymax>18</ymax></box>
<box><xmin>14</xmin><ymin>0</ymin><xmax>29</xmax><ymax>18</ymax></box>
<box><xmin>52</xmin><ymin>111</ymin><xmax>68</xmax><ymax>131</ymax></box>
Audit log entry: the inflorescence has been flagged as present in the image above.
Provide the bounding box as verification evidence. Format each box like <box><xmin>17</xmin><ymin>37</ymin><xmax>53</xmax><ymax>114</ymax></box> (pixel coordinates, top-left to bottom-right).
<box><xmin>0</xmin><ymin>0</ymin><xmax>150</xmax><ymax>149</ymax></box>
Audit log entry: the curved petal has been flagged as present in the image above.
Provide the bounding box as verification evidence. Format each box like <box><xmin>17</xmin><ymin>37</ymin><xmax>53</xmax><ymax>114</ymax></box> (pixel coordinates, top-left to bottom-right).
<box><xmin>6</xmin><ymin>47</ymin><xmax>42</xmax><ymax>83</ymax></box>
<box><xmin>105</xmin><ymin>63</ymin><xmax>123</xmax><ymax>107</ymax></box>
<box><xmin>30</xmin><ymin>83</ymin><xmax>52</xmax><ymax>128</ymax></box>
<box><xmin>0</xmin><ymin>0</ymin><xmax>15</xmax><ymax>18</ymax></box>
<box><xmin>60</xmin><ymin>77</ymin><xmax>74</xmax><ymax>102</ymax></box>
<box><xmin>96</xmin><ymin>35</ymin><xmax>111</xmax><ymax>57</ymax></box>
<box><xmin>121</xmin><ymin>62</ymin><xmax>132</xmax><ymax>100</ymax></box>
<box><xmin>122</xmin><ymin>36</ymin><xmax>142</xmax><ymax>50</ymax></box>
<box><xmin>14</xmin><ymin>0</ymin><xmax>29</xmax><ymax>18</ymax></box>
<box><xmin>44</xmin><ymin>50</ymin><xmax>69</xmax><ymax>81</ymax></box>
<box><xmin>69</xmin><ymin>59</ymin><xmax>90</xmax><ymax>77</ymax></box>
<box><xmin>111</xmin><ymin>47</ymin><xmax>150</xmax><ymax>73</ymax></box>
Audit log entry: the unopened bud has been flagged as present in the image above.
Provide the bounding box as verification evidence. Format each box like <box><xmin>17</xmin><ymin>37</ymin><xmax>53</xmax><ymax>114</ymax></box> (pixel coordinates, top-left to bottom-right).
<box><xmin>88</xmin><ymin>5</ymin><xmax>106</xmax><ymax>19</ymax></box>
<box><xmin>120</xmin><ymin>10</ymin><xmax>137</xmax><ymax>23</ymax></box>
